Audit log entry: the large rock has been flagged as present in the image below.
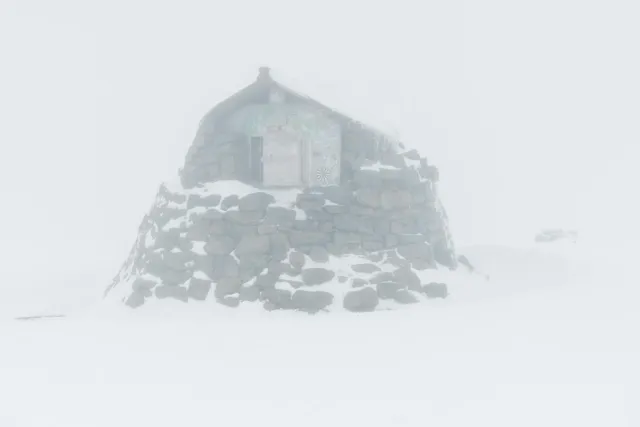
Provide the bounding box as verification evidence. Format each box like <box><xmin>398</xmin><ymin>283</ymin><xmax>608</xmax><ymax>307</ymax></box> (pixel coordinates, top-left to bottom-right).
<box><xmin>343</xmin><ymin>287</ymin><xmax>379</xmax><ymax>312</ymax></box>
<box><xmin>354</xmin><ymin>188</ymin><xmax>380</xmax><ymax>208</ymax></box>
<box><xmin>393</xmin><ymin>290</ymin><xmax>419</xmax><ymax>304</ymax></box>
<box><xmin>301</xmin><ymin>268</ymin><xmax>335</xmax><ymax>286</ymax></box>
<box><xmin>261</xmin><ymin>288</ymin><xmax>293</xmax><ymax>309</ymax></box>
<box><xmin>380</xmin><ymin>190</ymin><xmax>412</xmax><ymax>210</ymax></box>
<box><xmin>393</xmin><ymin>267</ymin><xmax>421</xmax><ymax>291</ymax></box>
<box><xmin>269</xmin><ymin>233</ymin><xmax>290</xmax><ymax>260</ymax></box>
<box><xmin>296</xmin><ymin>193</ymin><xmax>326</xmax><ymax>210</ymax></box>
<box><xmin>215</xmin><ymin>277</ymin><xmax>242</xmax><ymax>298</ymax></box>
<box><xmin>155</xmin><ymin>285</ymin><xmax>188</xmax><ymax>302</ymax></box>
<box><xmin>239</xmin><ymin>284</ymin><xmax>260</xmax><ymax>302</ymax></box>
<box><xmin>424</xmin><ymin>282</ymin><xmax>448</xmax><ymax>299</ymax></box>
<box><xmin>235</xmin><ymin>235</ymin><xmax>270</xmax><ymax>256</ymax></box>
<box><xmin>254</xmin><ymin>272</ymin><xmax>279</xmax><ymax>290</ymax></box>
<box><xmin>289</xmin><ymin>250</ymin><xmax>306</xmax><ymax>270</ymax></box>
<box><xmin>351</xmin><ymin>263</ymin><xmax>381</xmax><ymax>274</ymax></box>
<box><xmin>289</xmin><ymin>230</ymin><xmax>330</xmax><ymax>246</ymax></box>
<box><xmin>263</xmin><ymin>206</ymin><xmax>296</xmax><ymax>225</ymax></box>
<box><xmin>220</xmin><ymin>194</ymin><xmax>239</xmax><ymax>210</ymax></box>
<box><xmin>292</xmin><ymin>290</ymin><xmax>334</xmax><ymax>313</ymax></box>
<box><xmin>225</xmin><ymin>210</ymin><xmax>264</xmax><ymax>225</ymax></box>
<box><xmin>187</xmin><ymin>193</ymin><xmax>221</xmax><ymax>209</ymax></box>
<box><xmin>397</xmin><ymin>242</ymin><xmax>434</xmax><ymax>262</ymax></box>
<box><xmin>376</xmin><ymin>281</ymin><xmax>406</xmax><ymax>299</ymax></box>
<box><xmin>162</xmin><ymin>250</ymin><xmax>193</xmax><ymax>271</ymax></box>
<box><xmin>333</xmin><ymin>214</ymin><xmax>360</xmax><ymax>232</ymax></box>
<box><xmin>187</xmin><ymin>278</ymin><xmax>211</xmax><ymax>300</ymax></box>
<box><xmin>308</xmin><ymin>246</ymin><xmax>330</xmax><ymax>263</ymax></box>
<box><xmin>125</xmin><ymin>291</ymin><xmax>147</xmax><ymax>308</ymax></box>
<box><xmin>204</xmin><ymin>236</ymin><xmax>236</xmax><ymax>255</ymax></box>
<box><xmin>131</xmin><ymin>277</ymin><xmax>157</xmax><ymax>293</ymax></box>
<box><xmin>238</xmin><ymin>192</ymin><xmax>275</xmax><ymax>211</ymax></box>
<box><xmin>210</xmin><ymin>254</ymin><xmax>239</xmax><ymax>279</ymax></box>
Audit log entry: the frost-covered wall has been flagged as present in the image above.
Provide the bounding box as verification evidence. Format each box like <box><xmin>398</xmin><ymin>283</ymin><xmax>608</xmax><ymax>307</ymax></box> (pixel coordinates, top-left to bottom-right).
<box><xmin>181</xmin><ymin>101</ymin><xmax>342</xmax><ymax>189</ymax></box>
<box><xmin>226</xmin><ymin>103</ymin><xmax>342</xmax><ymax>187</ymax></box>
<box><xmin>106</xmin><ymin>146</ymin><xmax>457</xmax><ymax>313</ymax></box>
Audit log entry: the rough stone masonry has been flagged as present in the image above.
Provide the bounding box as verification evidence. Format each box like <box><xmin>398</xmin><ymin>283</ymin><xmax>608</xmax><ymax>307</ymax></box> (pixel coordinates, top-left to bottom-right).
<box><xmin>105</xmin><ymin>144</ymin><xmax>458</xmax><ymax>313</ymax></box>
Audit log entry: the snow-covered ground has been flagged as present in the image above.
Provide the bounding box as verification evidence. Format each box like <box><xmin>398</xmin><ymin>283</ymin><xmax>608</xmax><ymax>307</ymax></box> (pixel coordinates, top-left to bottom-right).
<box><xmin>1</xmin><ymin>239</ymin><xmax>638</xmax><ymax>426</ymax></box>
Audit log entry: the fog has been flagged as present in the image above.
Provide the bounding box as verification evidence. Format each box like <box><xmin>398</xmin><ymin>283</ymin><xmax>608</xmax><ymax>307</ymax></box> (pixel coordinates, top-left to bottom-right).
<box><xmin>1</xmin><ymin>0</ymin><xmax>638</xmax><ymax>299</ymax></box>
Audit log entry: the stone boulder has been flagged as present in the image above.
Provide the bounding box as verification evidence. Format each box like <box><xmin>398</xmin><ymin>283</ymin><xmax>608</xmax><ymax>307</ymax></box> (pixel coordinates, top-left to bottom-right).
<box><xmin>292</xmin><ymin>290</ymin><xmax>334</xmax><ymax>313</ymax></box>
<box><xmin>187</xmin><ymin>278</ymin><xmax>212</xmax><ymax>300</ymax></box>
<box><xmin>204</xmin><ymin>236</ymin><xmax>236</xmax><ymax>255</ymax></box>
<box><xmin>343</xmin><ymin>287</ymin><xmax>379</xmax><ymax>312</ymax></box>
<box><xmin>261</xmin><ymin>288</ymin><xmax>293</xmax><ymax>310</ymax></box>
<box><xmin>423</xmin><ymin>282</ymin><xmax>448</xmax><ymax>299</ymax></box>
<box><xmin>235</xmin><ymin>235</ymin><xmax>270</xmax><ymax>256</ymax></box>
<box><xmin>155</xmin><ymin>285</ymin><xmax>188</xmax><ymax>302</ymax></box>
<box><xmin>351</xmin><ymin>263</ymin><xmax>381</xmax><ymax>274</ymax></box>
<box><xmin>376</xmin><ymin>281</ymin><xmax>406</xmax><ymax>299</ymax></box>
<box><xmin>238</xmin><ymin>192</ymin><xmax>275</xmax><ymax>211</ymax></box>
<box><xmin>301</xmin><ymin>268</ymin><xmax>335</xmax><ymax>286</ymax></box>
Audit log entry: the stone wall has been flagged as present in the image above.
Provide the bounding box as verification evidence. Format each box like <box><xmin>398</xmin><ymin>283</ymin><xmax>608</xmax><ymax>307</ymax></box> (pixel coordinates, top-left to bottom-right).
<box><xmin>106</xmin><ymin>146</ymin><xmax>457</xmax><ymax>313</ymax></box>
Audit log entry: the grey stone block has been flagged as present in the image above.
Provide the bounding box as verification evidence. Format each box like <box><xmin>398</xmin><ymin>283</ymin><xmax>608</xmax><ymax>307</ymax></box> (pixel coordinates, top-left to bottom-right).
<box><xmin>292</xmin><ymin>290</ymin><xmax>334</xmax><ymax>313</ymax></box>
<box><xmin>220</xmin><ymin>195</ymin><xmax>239</xmax><ymax>210</ymax></box>
<box><xmin>225</xmin><ymin>210</ymin><xmax>264</xmax><ymax>225</ymax></box>
<box><xmin>376</xmin><ymin>282</ymin><xmax>406</xmax><ymax>299</ymax></box>
<box><xmin>424</xmin><ymin>282</ymin><xmax>448</xmax><ymax>299</ymax></box>
<box><xmin>270</xmin><ymin>233</ymin><xmax>290</xmax><ymax>260</ymax></box>
<box><xmin>131</xmin><ymin>277</ymin><xmax>156</xmax><ymax>293</ymax></box>
<box><xmin>301</xmin><ymin>268</ymin><xmax>335</xmax><ymax>286</ymax></box>
<box><xmin>380</xmin><ymin>190</ymin><xmax>413</xmax><ymax>210</ymax></box>
<box><xmin>187</xmin><ymin>193</ymin><xmax>221</xmax><ymax>209</ymax></box>
<box><xmin>125</xmin><ymin>291</ymin><xmax>146</xmax><ymax>308</ymax></box>
<box><xmin>264</xmin><ymin>207</ymin><xmax>296</xmax><ymax>225</ymax></box>
<box><xmin>214</xmin><ymin>277</ymin><xmax>242</xmax><ymax>298</ymax></box>
<box><xmin>289</xmin><ymin>230</ymin><xmax>330</xmax><ymax>246</ymax></box>
<box><xmin>204</xmin><ymin>236</ymin><xmax>236</xmax><ymax>255</ymax></box>
<box><xmin>393</xmin><ymin>290</ymin><xmax>419</xmax><ymax>304</ymax></box>
<box><xmin>255</xmin><ymin>272</ymin><xmax>279</xmax><ymax>290</ymax></box>
<box><xmin>235</xmin><ymin>235</ymin><xmax>270</xmax><ymax>256</ymax></box>
<box><xmin>351</xmin><ymin>278</ymin><xmax>368</xmax><ymax>288</ymax></box>
<box><xmin>350</xmin><ymin>263</ymin><xmax>381</xmax><ymax>274</ymax></box>
<box><xmin>218</xmin><ymin>296</ymin><xmax>240</xmax><ymax>307</ymax></box>
<box><xmin>238</xmin><ymin>192</ymin><xmax>275</xmax><ymax>211</ymax></box>
<box><xmin>288</xmin><ymin>250</ymin><xmax>306</xmax><ymax>270</ymax></box>
<box><xmin>187</xmin><ymin>278</ymin><xmax>212</xmax><ymax>300</ymax></box>
<box><xmin>397</xmin><ymin>242</ymin><xmax>434</xmax><ymax>262</ymax></box>
<box><xmin>260</xmin><ymin>288</ymin><xmax>292</xmax><ymax>309</ymax></box>
<box><xmin>155</xmin><ymin>285</ymin><xmax>188</xmax><ymax>302</ymax></box>
<box><xmin>392</xmin><ymin>267</ymin><xmax>421</xmax><ymax>289</ymax></box>
<box><xmin>309</xmin><ymin>246</ymin><xmax>330</xmax><ymax>263</ymax></box>
<box><xmin>239</xmin><ymin>284</ymin><xmax>260</xmax><ymax>302</ymax></box>
<box><xmin>354</xmin><ymin>188</ymin><xmax>380</xmax><ymax>208</ymax></box>
<box><xmin>343</xmin><ymin>287</ymin><xmax>379</xmax><ymax>312</ymax></box>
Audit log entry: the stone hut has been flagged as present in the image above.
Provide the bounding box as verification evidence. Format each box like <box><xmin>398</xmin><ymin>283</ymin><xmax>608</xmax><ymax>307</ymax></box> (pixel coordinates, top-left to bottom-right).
<box><xmin>106</xmin><ymin>67</ymin><xmax>458</xmax><ymax>313</ymax></box>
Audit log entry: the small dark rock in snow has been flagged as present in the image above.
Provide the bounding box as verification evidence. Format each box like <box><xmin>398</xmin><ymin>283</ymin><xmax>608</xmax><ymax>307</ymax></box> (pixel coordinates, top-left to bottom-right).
<box><xmin>423</xmin><ymin>282</ymin><xmax>448</xmax><ymax>299</ymax></box>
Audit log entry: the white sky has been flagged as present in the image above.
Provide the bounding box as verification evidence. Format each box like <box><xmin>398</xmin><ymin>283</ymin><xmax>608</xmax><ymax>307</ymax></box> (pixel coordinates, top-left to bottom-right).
<box><xmin>1</xmin><ymin>0</ymin><xmax>639</xmax><ymax>293</ymax></box>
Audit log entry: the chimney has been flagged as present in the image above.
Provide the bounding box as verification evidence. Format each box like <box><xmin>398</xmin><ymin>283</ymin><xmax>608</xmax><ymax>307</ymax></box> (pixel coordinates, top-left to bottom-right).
<box><xmin>257</xmin><ymin>66</ymin><xmax>272</xmax><ymax>82</ymax></box>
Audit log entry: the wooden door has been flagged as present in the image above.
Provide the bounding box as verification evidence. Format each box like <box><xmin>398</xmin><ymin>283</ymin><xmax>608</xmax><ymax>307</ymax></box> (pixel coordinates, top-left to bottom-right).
<box><xmin>262</xmin><ymin>132</ymin><xmax>302</xmax><ymax>187</ymax></box>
